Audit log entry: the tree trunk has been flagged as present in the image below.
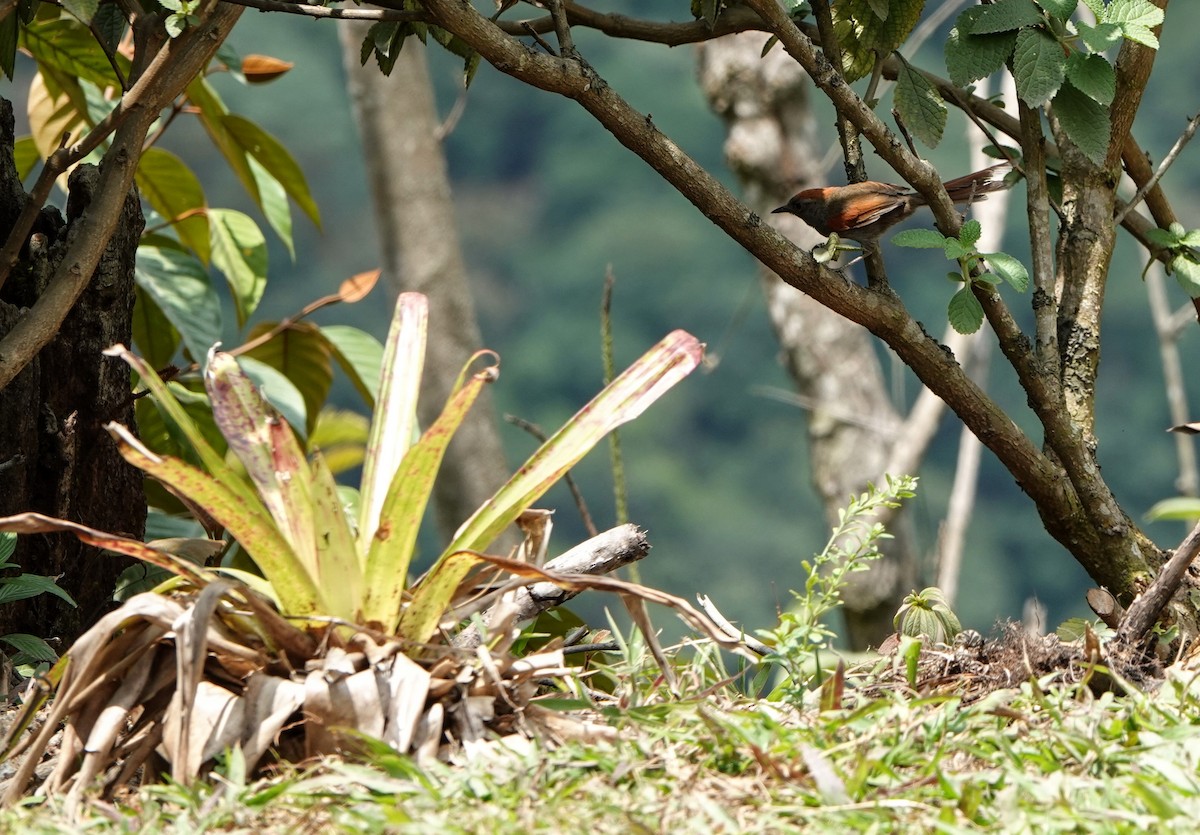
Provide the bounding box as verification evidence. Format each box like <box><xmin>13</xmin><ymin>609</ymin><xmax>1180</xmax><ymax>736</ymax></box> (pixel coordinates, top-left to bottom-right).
<box><xmin>698</xmin><ymin>35</ymin><xmax>919</xmax><ymax>648</ymax></box>
<box><xmin>0</xmin><ymin>97</ymin><xmax>145</xmax><ymax>646</ymax></box>
<box><xmin>338</xmin><ymin>31</ymin><xmax>511</xmax><ymax>542</ymax></box>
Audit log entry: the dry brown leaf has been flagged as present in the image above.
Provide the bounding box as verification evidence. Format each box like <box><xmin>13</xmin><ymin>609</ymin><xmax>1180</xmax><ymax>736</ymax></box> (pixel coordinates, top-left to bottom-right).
<box><xmin>337</xmin><ymin>269</ymin><xmax>380</xmax><ymax>303</ymax></box>
<box><xmin>241</xmin><ymin>54</ymin><xmax>294</xmax><ymax>83</ymax></box>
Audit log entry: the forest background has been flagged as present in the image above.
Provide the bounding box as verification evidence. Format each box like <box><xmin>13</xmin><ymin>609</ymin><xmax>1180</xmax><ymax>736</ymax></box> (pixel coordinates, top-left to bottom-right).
<box><xmin>13</xmin><ymin>0</ymin><xmax>1199</xmax><ymax>639</ymax></box>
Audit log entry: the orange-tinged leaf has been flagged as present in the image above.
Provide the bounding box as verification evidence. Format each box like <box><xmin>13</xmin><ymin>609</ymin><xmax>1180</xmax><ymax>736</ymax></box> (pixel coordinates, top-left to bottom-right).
<box><xmin>242</xmin><ymin>54</ymin><xmax>294</xmax><ymax>83</ymax></box>
<box><xmin>339</xmin><ymin>269</ymin><xmax>380</xmax><ymax>304</ymax></box>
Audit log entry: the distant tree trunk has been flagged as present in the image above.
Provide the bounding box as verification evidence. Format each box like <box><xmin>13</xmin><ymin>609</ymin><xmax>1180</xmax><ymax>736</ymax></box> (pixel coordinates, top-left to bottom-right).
<box><xmin>698</xmin><ymin>35</ymin><xmax>919</xmax><ymax>648</ymax></box>
<box><xmin>338</xmin><ymin>31</ymin><xmax>511</xmax><ymax>541</ymax></box>
<box><xmin>0</xmin><ymin>97</ymin><xmax>144</xmax><ymax>646</ymax></box>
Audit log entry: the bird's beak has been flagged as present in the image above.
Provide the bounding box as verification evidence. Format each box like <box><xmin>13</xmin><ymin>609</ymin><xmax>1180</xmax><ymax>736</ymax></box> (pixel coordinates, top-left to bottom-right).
<box><xmin>771</xmin><ymin>205</ymin><xmax>788</xmax><ymax>214</ymax></box>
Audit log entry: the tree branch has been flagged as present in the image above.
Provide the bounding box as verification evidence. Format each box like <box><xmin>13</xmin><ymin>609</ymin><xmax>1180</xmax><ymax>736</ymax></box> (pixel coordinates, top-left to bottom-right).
<box><xmin>0</xmin><ymin>5</ymin><xmax>243</xmax><ymax>391</ymax></box>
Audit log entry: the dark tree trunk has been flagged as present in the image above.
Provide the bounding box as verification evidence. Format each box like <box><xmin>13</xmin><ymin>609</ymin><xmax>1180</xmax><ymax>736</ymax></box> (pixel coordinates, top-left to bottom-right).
<box><xmin>0</xmin><ymin>97</ymin><xmax>145</xmax><ymax>647</ymax></box>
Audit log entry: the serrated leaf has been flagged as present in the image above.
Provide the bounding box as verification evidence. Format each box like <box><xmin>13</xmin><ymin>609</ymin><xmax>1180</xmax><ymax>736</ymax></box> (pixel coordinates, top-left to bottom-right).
<box><xmin>208</xmin><ymin>208</ymin><xmax>268</xmax><ymax>327</ymax></box>
<box><xmin>1118</xmin><ymin>22</ymin><xmax>1158</xmax><ymax>49</ymax></box>
<box><xmin>1013</xmin><ymin>27</ymin><xmax>1067</xmax><ymax>107</ymax></box>
<box><xmin>1065</xmin><ymin>52</ymin><xmax>1115</xmax><ymax>105</ymax></box>
<box><xmin>135</xmin><ymin>246</ymin><xmax>222</xmax><ymax>361</ymax></box>
<box><xmin>244</xmin><ymin>321</ymin><xmax>334</xmax><ymax>437</ymax></box>
<box><xmin>136</xmin><ymin>147</ymin><xmax>210</xmax><ymax>263</ymax></box>
<box><xmin>982</xmin><ymin>251</ymin><xmax>1031</xmax><ymax>292</ymax></box>
<box><xmin>959</xmin><ymin>219</ymin><xmax>982</xmax><ymax>247</ymax></box>
<box><xmin>865</xmin><ymin>0</ymin><xmax>888</xmax><ymax>19</ymax></box>
<box><xmin>892</xmin><ymin>228</ymin><xmax>949</xmax><ymax>249</ymax></box>
<box><xmin>970</xmin><ymin>0</ymin><xmax>1044</xmax><ymax>34</ymax></box>
<box><xmin>832</xmin><ymin>0</ymin><xmax>925</xmax><ymax>82</ymax></box>
<box><xmin>1052</xmin><ymin>81</ymin><xmax>1110</xmax><ymax>163</ymax></box>
<box><xmin>1144</xmin><ymin>227</ymin><xmax>1182</xmax><ymax>248</ymax></box>
<box><xmin>1037</xmin><ymin>0</ymin><xmax>1077</xmax><ymax>19</ymax></box>
<box><xmin>893</xmin><ymin>58</ymin><xmax>946</xmax><ymax>148</ymax></box>
<box><xmin>223</xmin><ymin>114</ymin><xmax>320</xmax><ymax>229</ymax></box>
<box><xmin>1104</xmin><ymin>0</ymin><xmax>1165</xmax><ymax>31</ymax></box>
<box><xmin>60</xmin><ymin>0</ymin><xmax>98</xmax><ymax>24</ymax></box>
<box><xmin>945</xmin><ymin>8</ymin><xmax>1019</xmax><ymax>86</ymax></box>
<box><xmin>1081</xmin><ymin>0</ymin><xmax>1105</xmax><ymax>16</ymax></box>
<box><xmin>1171</xmin><ymin>253</ymin><xmax>1200</xmax><ymax>298</ymax></box>
<box><xmin>1077</xmin><ymin>20</ymin><xmax>1123</xmax><ymax>53</ymax></box>
<box><xmin>948</xmin><ymin>287</ymin><xmax>985</xmax><ymax>333</ymax></box>
<box><xmin>943</xmin><ymin>238</ymin><xmax>969</xmax><ymax>260</ymax></box>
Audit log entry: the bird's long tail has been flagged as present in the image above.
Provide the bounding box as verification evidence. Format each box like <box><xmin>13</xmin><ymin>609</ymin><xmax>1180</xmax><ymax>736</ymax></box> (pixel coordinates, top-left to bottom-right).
<box><xmin>942</xmin><ymin>163</ymin><xmax>1013</xmax><ymax>204</ymax></box>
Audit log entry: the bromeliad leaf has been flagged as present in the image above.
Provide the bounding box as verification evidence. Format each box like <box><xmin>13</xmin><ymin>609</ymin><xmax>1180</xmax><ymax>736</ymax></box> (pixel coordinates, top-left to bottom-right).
<box><xmin>359</xmin><ymin>353</ymin><xmax>499</xmax><ymax>631</ymax></box>
<box><xmin>401</xmin><ymin>330</ymin><xmax>704</xmax><ymax>643</ymax></box>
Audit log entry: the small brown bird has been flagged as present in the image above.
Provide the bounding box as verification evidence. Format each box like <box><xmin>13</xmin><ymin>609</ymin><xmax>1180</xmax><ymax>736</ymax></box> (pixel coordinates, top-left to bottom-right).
<box><xmin>771</xmin><ymin>164</ymin><xmax>1012</xmax><ymax>244</ymax></box>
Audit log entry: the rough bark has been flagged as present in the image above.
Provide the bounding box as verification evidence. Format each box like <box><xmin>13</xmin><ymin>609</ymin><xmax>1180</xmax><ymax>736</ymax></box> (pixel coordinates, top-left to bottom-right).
<box><xmin>0</xmin><ymin>98</ymin><xmax>145</xmax><ymax>644</ymax></box>
<box><xmin>338</xmin><ymin>30</ymin><xmax>511</xmax><ymax>542</ymax></box>
<box><xmin>697</xmin><ymin>35</ymin><xmax>918</xmax><ymax>648</ymax></box>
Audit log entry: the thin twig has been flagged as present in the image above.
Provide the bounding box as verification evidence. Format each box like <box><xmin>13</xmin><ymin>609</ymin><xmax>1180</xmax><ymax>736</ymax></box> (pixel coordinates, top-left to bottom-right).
<box><xmin>1117</xmin><ymin>519</ymin><xmax>1200</xmax><ymax>645</ymax></box>
<box><xmin>520</xmin><ymin>20</ymin><xmax>558</xmax><ymax>57</ymax></box>
<box><xmin>544</xmin><ymin>0</ymin><xmax>575</xmax><ymax>56</ymax></box>
<box><xmin>1115</xmin><ymin>111</ymin><xmax>1200</xmax><ymax>224</ymax></box>
<box><xmin>222</xmin><ymin>0</ymin><xmax>422</xmax><ymax>21</ymax></box>
<box><xmin>1147</xmin><ymin>265</ymin><xmax>1198</xmax><ymax>496</ymax></box>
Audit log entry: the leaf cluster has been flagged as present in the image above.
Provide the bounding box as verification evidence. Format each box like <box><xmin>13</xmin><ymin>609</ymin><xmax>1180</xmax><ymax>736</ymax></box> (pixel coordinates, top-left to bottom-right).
<box><xmin>893</xmin><ymin>221</ymin><xmax>1030</xmax><ymax>333</ymax></box>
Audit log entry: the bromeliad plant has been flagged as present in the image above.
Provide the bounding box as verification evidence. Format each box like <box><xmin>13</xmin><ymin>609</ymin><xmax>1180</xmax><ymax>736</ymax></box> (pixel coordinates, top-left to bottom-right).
<box><xmin>0</xmin><ymin>291</ymin><xmax>704</xmax><ymax>803</ymax></box>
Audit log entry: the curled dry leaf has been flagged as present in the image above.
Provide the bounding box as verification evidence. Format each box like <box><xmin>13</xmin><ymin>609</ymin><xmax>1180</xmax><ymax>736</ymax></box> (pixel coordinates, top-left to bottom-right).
<box><xmin>241</xmin><ymin>54</ymin><xmax>294</xmax><ymax>83</ymax></box>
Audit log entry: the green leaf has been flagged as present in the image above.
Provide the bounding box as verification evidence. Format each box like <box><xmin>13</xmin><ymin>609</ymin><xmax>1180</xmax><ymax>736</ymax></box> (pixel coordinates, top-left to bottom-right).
<box><xmin>309</xmin><ymin>408</ymin><xmax>370</xmax><ymax>476</ymax></box>
<box><xmin>893</xmin><ymin>58</ymin><xmax>946</xmax><ymax>148</ymax></box>
<box><xmin>132</xmin><ymin>285</ymin><xmax>182</xmax><ymax>369</ymax></box>
<box><xmin>208</xmin><ymin>208</ymin><xmax>268</xmax><ymax>327</ymax></box>
<box><xmin>308</xmin><ymin>450</ymin><xmax>362</xmax><ymax>621</ymax></box>
<box><xmin>402</xmin><ymin>329</ymin><xmax>704</xmax><ymax>643</ymax></box>
<box><xmin>945</xmin><ymin>6</ymin><xmax>1022</xmax><ymax>86</ymax></box>
<box><xmin>222</xmin><ymin>114</ymin><xmax>321</xmax><ymax>230</ymax></box>
<box><xmin>982</xmin><ymin>251</ymin><xmax>1031</xmax><ymax>292</ymax></box>
<box><xmin>1080</xmin><ymin>0</ymin><xmax>1105</xmax><ymax>16</ymax></box>
<box><xmin>943</xmin><ymin>238</ymin><xmax>970</xmax><ymax>261</ymax></box>
<box><xmin>1037</xmin><ymin>0</ymin><xmax>1077</xmax><ymax>19</ymax></box>
<box><xmin>1146</xmin><ymin>496</ymin><xmax>1200</xmax><ymax>521</ymax></box>
<box><xmin>892</xmin><ymin>228</ymin><xmax>949</xmax><ymax>249</ymax></box>
<box><xmin>1065</xmin><ymin>52</ymin><xmax>1115</xmax><ymax>105</ymax></box>
<box><xmin>14</xmin><ymin>136</ymin><xmax>39</xmax><ymax>181</ymax></box>
<box><xmin>0</xmin><ymin>533</ymin><xmax>13</xmax><ymax>563</ymax></box>
<box><xmin>1105</xmin><ymin>0</ymin><xmax>1164</xmax><ymax>49</ymax></box>
<box><xmin>970</xmin><ymin>0</ymin><xmax>1044</xmax><ymax>34</ymax></box>
<box><xmin>1144</xmin><ymin>227</ymin><xmax>1181</xmax><ymax>248</ymax></box>
<box><xmin>360</xmin><ymin>354</ymin><xmax>498</xmax><ymax>631</ymax></box>
<box><xmin>321</xmin><ymin>325</ymin><xmax>384</xmax><ymax>408</ymax></box>
<box><xmin>959</xmin><ymin>219</ymin><xmax>982</xmax><ymax>247</ymax></box>
<box><xmin>21</xmin><ymin>19</ymin><xmax>127</xmax><ymax>89</ymax></box>
<box><xmin>246</xmin><ymin>155</ymin><xmax>293</xmax><ymax>259</ymax></box>
<box><xmin>0</xmin><ymin>574</ymin><xmax>76</xmax><ymax>606</ymax></box>
<box><xmin>236</xmin><ymin>357</ymin><xmax>309</xmax><ymax>442</ymax></box>
<box><xmin>1012</xmin><ymin>27</ymin><xmax>1067</xmax><ymax>107</ymax></box>
<box><xmin>105</xmin><ymin>424</ymin><xmax>325</xmax><ymax>616</ymax></box>
<box><xmin>136</xmin><ymin>147</ymin><xmax>210</xmax><ymax>263</ymax></box>
<box><xmin>92</xmin><ymin>3</ymin><xmax>127</xmax><ymax>55</ymax></box>
<box><xmin>948</xmin><ymin>287</ymin><xmax>985</xmax><ymax>334</ymax></box>
<box><xmin>1077</xmin><ymin>20</ymin><xmax>1123</xmax><ymax>53</ymax></box>
<box><xmin>1052</xmin><ymin>81</ymin><xmax>1111</xmax><ymax>164</ymax></box>
<box><xmin>60</xmin><ymin>0</ymin><xmax>98</xmax><ymax>24</ymax></box>
<box><xmin>135</xmin><ymin>246</ymin><xmax>222</xmax><ymax>361</ymax></box>
<box><xmin>358</xmin><ymin>294</ymin><xmax>426</xmax><ymax>555</ymax></box>
<box><xmin>1171</xmin><ymin>253</ymin><xmax>1200</xmax><ymax>298</ymax></box>
<box><xmin>0</xmin><ymin>11</ymin><xmax>16</xmax><ymax>81</ymax></box>
<box><xmin>187</xmin><ymin>78</ymin><xmax>259</xmax><ymax>209</ymax></box>
<box><xmin>0</xmin><ymin>634</ymin><xmax>59</xmax><ymax>663</ymax></box>
<box><xmin>244</xmin><ymin>321</ymin><xmax>334</xmax><ymax>437</ymax></box>
<box><xmin>832</xmin><ymin>0</ymin><xmax>925</xmax><ymax>82</ymax></box>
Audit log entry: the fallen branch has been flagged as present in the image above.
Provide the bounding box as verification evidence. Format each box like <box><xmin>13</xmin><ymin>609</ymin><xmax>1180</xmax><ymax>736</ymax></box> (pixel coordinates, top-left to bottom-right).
<box><xmin>454</xmin><ymin>523</ymin><xmax>649</xmax><ymax>648</ymax></box>
<box><xmin>1117</xmin><ymin>520</ymin><xmax>1200</xmax><ymax>645</ymax></box>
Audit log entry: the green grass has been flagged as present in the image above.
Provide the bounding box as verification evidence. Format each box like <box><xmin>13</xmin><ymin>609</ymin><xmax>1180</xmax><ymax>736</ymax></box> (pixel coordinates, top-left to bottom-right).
<box><xmin>6</xmin><ymin>638</ymin><xmax>1200</xmax><ymax>834</ymax></box>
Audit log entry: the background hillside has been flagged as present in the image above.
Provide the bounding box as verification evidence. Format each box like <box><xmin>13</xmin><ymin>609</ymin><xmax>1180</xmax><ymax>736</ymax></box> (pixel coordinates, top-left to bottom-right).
<box><xmin>86</xmin><ymin>2</ymin><xmax>1200</xmax><ymax>638</ymax></box>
